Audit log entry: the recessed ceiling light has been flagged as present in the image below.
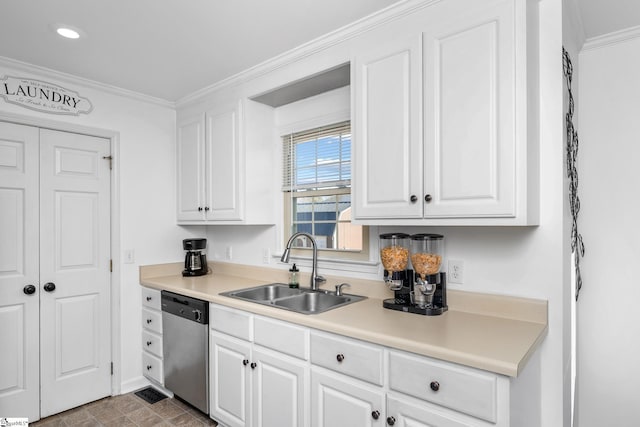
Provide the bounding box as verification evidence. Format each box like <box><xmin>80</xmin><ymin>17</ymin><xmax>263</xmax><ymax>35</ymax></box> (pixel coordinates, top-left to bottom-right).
<box><xmin>55</xmin><ymin>25</ymin><xmax>83</xmax><ymax>39</ymax></box>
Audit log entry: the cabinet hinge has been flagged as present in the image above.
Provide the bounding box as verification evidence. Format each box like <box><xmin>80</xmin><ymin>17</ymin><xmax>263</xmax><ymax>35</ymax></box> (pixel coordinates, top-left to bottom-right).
<box><xmin>111</xmin><ymin>362</ymin><xmax>114</xmax><ymax>375</ymax></box>
<box><xmin>103</xmin><ymin>155</ymin><xmax>113</xmax><ymax>170</ymax></box>
<box><xmin>110</xmin><ymin>259</ymin><xmax>113</xmax><ymax>272</ymax></box>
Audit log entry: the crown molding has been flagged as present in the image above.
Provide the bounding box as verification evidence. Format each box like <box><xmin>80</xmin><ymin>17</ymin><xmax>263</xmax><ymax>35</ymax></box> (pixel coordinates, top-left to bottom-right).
<box><xmin>176</xmin><ymin>0</ymin><xmax>442</xmax><ymax>107</ymax></box>
<box><xmin>0</xmin><ymin>56</ymin><xmax>175</xmax><ymax>109</ymax></box>
<box><xmin>582</xmin><ymin>25</ymin><xmax>640</xmax><ymax>51</ymax></box>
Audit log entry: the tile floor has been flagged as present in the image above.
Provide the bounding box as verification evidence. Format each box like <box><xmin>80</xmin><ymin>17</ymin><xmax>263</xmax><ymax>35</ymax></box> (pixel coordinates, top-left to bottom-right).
<box><xmin>31</xmin><ymin>391</ymin><xmax>218</xmax><ymax>426</ymax></box>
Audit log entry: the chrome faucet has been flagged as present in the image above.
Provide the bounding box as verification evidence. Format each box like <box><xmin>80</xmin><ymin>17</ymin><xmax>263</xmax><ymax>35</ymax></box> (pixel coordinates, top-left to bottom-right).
<box><xmin>281</xmin><ymin>232</ymin><xmax>326</xmax><ymax>290</ymax></box>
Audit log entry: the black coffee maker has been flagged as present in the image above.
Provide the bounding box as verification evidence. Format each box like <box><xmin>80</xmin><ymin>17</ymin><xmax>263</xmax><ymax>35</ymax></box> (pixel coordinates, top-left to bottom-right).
<box><xmin>182</xmin><ymin>238</ymin><xmax>208</xmax><ymax>277</ymax></box>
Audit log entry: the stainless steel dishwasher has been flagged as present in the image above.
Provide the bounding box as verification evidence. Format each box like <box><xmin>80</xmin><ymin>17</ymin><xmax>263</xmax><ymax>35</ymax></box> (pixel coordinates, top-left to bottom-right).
<box><xmin>161</xmin><ymin>290</ymin><xmax>209</xmax><ymax>413</ymax></box>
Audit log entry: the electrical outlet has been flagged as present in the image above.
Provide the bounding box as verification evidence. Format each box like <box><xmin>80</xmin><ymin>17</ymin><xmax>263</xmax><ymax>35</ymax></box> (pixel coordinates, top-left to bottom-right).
<box><xmin>225</xmin><ymin>246</ymin><xmax>233</xmax><ymax>260</ymax></box>
<box><xmin>448</xmin><ymin>260</ymin><xmax>464</xmax><ymax>284</ymax></box>
<box><xmin>262</xmin><ymin>248</ymin><xmax>271</xmax><ymax>264</ymax></box>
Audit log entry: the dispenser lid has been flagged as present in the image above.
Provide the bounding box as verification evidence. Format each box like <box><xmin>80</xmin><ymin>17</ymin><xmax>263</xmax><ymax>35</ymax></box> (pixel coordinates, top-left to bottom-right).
<box><xmin>379</xmin><ymin>233</ymin><xmax>410</xmax><ymax>239</ymax></box>
<box><xmin>289</xmin><ymin>263</ymin><xmax>299</xmax><ymax>272</ymax></box>
<box><xmin>410</xmin><ymin>233</ymin><xmax>443</xmax><ymax>241</ymax></box>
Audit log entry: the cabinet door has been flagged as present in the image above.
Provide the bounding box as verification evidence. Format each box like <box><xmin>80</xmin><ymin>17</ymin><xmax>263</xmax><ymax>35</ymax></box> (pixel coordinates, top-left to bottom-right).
<box><xmin>387</xmin><ymin>394</ymin><xmax>473</xmax><ymax>427</ymax></box>
<box><xmin>423</xmin><ymin>0</ymin><xmax>515</xmax><ymax>218</ymax></box>
<box><xmin>205</xmin><ymin>102</ymin><xmax>242</xmax><ymax>221</ymax></box>
<box><xmin>177</xmin><ymin>115</ymin><xmax>206</xmax><ymax>221</ymax></box>
<box><xmin>352</xmin><ymin>35</ymin><xmax>423</xmax><ymax>219</ymax></box>
<box><xmin>311</xmin><ymin>368</ymin><xmax>385</xmax><ymax>427</ymax></box>
<box><xmin>252</xmin><ymin>346</ymin><xmax>308</xmax><ymax>427</ymax></box>
<box><xmin>210</xmin><ymin>331</ymin><xmax>252</xmax><ymax>427</ymax></box>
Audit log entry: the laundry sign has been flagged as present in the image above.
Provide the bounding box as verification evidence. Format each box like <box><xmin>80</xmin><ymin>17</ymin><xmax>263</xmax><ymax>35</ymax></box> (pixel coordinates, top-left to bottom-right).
<box><xmin>0</xmin><ymin>75</ymin><xmax>93</xmax><ymax>115</ymax></box>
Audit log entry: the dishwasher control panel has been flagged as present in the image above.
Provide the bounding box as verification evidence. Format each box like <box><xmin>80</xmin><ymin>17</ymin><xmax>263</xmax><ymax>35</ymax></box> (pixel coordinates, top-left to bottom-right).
<box><xmin>161</xmin><ymin>291</ymin><xmax>209</xmax><ymax>324</ymax></box>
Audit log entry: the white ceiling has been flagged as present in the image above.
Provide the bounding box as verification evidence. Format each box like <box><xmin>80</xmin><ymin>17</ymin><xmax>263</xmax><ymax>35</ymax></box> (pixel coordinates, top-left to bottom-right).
<box><xmin>1</xmin><ymin>0</ymin><xmax>639</xmax><ymax>102</ymax></box>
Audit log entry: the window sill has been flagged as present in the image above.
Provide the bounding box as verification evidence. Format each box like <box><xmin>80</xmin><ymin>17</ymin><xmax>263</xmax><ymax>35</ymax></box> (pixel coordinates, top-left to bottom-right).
<box><xmin>273</xmin><ymin>253</ymin><xmax>380</xmax><ymax>276</ymax></box>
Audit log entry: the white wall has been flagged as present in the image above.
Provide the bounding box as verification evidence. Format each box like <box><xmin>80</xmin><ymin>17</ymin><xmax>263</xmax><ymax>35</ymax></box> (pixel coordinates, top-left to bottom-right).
<box><xmin>0</xmin><ymin>61</ymin><xmax>204</xmax><ymax>392</ymax></box>
<box><xmin>576</xmin><ymin>35</ymin><xmax>640</xmax><ymax>426</ymax></box>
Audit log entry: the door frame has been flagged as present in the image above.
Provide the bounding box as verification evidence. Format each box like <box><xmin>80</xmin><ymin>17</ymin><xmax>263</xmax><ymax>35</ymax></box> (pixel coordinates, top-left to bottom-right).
<box><xmin>0</xmin><ymin>111</ymin><xmax>123</xmax><ymax>396</ymax></box>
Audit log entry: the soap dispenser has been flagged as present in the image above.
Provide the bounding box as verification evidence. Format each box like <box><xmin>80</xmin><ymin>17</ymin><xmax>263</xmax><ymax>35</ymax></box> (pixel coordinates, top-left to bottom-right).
<box><xmin>288</xmin><ymin>264</ymin><xmax>299</xmax><ymax>288</ymax></box>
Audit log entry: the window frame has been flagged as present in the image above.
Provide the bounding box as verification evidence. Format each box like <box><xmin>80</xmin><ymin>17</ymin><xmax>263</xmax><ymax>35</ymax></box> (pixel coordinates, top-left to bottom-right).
<box><xmin>282</xmin><ymin>121</ymin><xmax>369</xmax><ymax>262</ymax></box>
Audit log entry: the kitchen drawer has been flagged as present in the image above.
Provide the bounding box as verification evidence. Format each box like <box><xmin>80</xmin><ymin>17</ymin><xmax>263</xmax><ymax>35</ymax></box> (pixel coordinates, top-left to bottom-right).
<box><xmin>388</xmin><ymin>350</ymin><xmax>497</xmax><ymax>423</ymax></box>
<box><xmin>142</xmin><ymin>329</ymin><xmax>163</xmax><ymax>358</ymax></box>
<box><xmin>142</xmin><ymin>307</ymin><xmax>162</xmax><ymax>334</ymax></box>
<box><xmin>310</xmin><ymin>330</ymin><xmax>383</xmax><ymax>386</ymax></box>
<box><xmin>141</xmin><ymin>287</ymin><xmax>161</xmax><ymax>311</ymax></box>
<box><xmin>254</xmin><ymin>315</ymin><xmax>309</xmax><ymax>360</ymax></box>
<box><xmin>210</xmin><ymin>303</ymin><xmax>252</xmax><ymax>341</ymax></box>
<box><xmin>142</xmin><ymin>351</ymin><xmax>164</xmax><ymax>384</ymax></box>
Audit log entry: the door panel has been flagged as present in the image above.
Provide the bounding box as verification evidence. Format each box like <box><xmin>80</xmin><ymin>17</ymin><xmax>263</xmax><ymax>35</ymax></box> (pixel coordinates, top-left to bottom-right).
<box><xmin>39</xmin><ymin>128</ymin><xmax>111</xmax><ymax>417</ymax></box>
<box><xmin>0</xmin><ymin>122</ymin><xmax>39</xmax><ymax>421</ymax></box>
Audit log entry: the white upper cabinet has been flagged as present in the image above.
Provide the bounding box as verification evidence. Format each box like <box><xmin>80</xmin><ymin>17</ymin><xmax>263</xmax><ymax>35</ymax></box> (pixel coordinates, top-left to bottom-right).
<box><xmin>352</xmin><ymin>0</ymin><xmax>538</xmax><ymax>225</ymax></box>
<box><xmin>177</xmin><ymin>98</ymin><xmax>276</xmax><ymax>224</ymax></box>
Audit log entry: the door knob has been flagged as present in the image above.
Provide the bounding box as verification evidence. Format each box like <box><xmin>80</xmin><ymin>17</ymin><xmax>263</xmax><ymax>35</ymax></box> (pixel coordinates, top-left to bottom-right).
<box><xmin>250</xmin><ymin>362</ymin><xmax>257</xmax><ymax>369</ymax></box>
<box><xmin>44</xmin><ymin>282</ymin><xmax>56</xmax><ymax>292</ymax></box>
<box><xmin>23</xmin><ymin>284</ymin><xmax>36</xmax><ymax>295</ymax></box>
<box><xmin>424</xmin><ymin>194</ymin><xmax>433</xmax><ymax>203</ymax></box>
<box><xmin>387</xmin><ymin>417</ymin><xmax>396</xmax><ymax>426</ymax></box>
<box><xmin>371</xmin><ymin>410</ymin><xmax>380</xmax><ymax>420</ymax></box>
<box><xmin>410</xmin><ymin>195</ymin><xmax>418</xmax><ymax>203</ymax></box>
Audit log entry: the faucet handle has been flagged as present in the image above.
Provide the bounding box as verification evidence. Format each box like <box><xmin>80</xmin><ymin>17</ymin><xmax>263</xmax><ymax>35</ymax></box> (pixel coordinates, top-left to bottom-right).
<box><xmin>335</xmin><ymin>283</ymin><xmax>350</xmax><ymax>296</ymax></box>
<box><xmin>315</xmin><ymin>275</ymin><xmax>327</xmax><ymax>284</ymax></box>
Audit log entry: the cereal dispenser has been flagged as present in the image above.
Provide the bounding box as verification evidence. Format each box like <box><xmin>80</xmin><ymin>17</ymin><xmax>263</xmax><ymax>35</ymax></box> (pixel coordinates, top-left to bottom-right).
<box><xmin>409</xmin><ymin>233</ymin><xmax>447</xmax><ymax>315</ymax></box>
<box><xmin>379</xmin><ymin>233</ymin><xmax>410</xmax><ymax>292</ymax></box>
<box><xmin>380</xmin><ymin>233</ymin><xmax>448</xmax><ymax>316</ymax></box>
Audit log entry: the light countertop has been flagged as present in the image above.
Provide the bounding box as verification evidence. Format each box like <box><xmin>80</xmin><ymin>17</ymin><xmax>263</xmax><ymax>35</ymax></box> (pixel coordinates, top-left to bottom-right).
<box><xmin>140</xmin><ymin>262</ymin><xmax>547</xmax><ymax>377</ymax></box>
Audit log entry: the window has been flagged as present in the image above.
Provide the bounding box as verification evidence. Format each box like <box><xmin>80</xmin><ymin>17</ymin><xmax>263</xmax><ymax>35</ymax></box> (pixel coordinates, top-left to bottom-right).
<box><xmin>282</xmin><ymin>121</ymin><xmax>367</xmax><ymax>258</ymax></box>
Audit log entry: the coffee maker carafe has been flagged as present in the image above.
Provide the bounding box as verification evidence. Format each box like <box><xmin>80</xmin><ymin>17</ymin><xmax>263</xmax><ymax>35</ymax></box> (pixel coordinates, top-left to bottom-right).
<box><xmin>182</xmin><ymin>238</ymin><xmax>208</xmax><ymax>277</ymax></box>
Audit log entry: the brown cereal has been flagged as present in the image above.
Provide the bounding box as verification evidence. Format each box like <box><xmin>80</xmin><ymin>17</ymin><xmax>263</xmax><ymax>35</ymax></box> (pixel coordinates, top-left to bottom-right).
<box><xmin>411</xmin><ymin>253</ymin><xmax>442</xmax><ymax>277</ymax></box>
<box><xmin>380</xmin><ymin>246</ymin><xmax>409</xmax><ymax>273</ymax></box>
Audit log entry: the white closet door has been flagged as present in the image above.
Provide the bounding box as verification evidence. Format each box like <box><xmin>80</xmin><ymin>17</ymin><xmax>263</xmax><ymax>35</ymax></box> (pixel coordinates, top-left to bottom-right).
<box><xmin>38</xmin><ymin>129</ymin><xmax>111</xmax><ymax>417</ymax></box>
<box><xmin>0</xmin><ymin>122</ymin><xmax>40</xmax><ymax>421</ymax></box>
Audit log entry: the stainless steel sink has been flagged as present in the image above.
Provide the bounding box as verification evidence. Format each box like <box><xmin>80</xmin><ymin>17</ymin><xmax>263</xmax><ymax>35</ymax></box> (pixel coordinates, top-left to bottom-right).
<box><xmin>229</xmin><ymin>283</ymin><xmax>305</xmax><ymax>301</ymax></box>
<box><xmin>220</xmin><ymin>283</ymin><xmax>365</xmax><ymax>315</ymax></box>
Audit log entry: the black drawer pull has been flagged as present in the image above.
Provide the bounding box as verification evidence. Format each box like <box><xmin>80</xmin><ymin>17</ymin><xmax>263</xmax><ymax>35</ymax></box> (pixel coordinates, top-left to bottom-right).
<box><xmin>430</xmin><ymin>380</ymin><xmax>440</xmax><ymax>392</ymax></box>
<box><xmin>336</xmin><ymin>353</ymin><xmax>345</xmax><ymax>362</ymax></box>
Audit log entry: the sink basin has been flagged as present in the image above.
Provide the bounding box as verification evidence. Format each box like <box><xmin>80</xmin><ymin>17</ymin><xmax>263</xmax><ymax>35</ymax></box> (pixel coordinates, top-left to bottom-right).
<box><xmin>220</xmin><ymin>283</ymin><xmax>366</xmax><ymax>315</ymax></box>
<box><xmin>227</xmin><ymin>283</ymin><xmax>304</xmax><ymax>301</ymax></box>
<box><xmin>273</xmin><ymin>291</ymin><xmax>362</xmax><ymax>314</ymax></box>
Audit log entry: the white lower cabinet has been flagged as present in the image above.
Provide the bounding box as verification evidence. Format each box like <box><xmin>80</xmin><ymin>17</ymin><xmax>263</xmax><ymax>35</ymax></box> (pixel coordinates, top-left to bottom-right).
<box><xmin>141</xmin><ymin>287</ymin><xmax>164</xmax><ymax>385</ymax></box>
<box><xmin>209</xmin><ymin>304</ymin><xmax>533</xmax><ymax>427</ymax></box>
<box><xmin>209</xmin><ymin>304</ymin><xmax>308</xmax><ymax>427</ymax></box>
<box><xmin>311</xmin><ymin>368</ymin><xmax>385</xmax><ymax>427</ymax></box>
<box><xmin>386</xmin><ymin>394</ymin><xmax>471</xmax><ymax>427</ymax></box>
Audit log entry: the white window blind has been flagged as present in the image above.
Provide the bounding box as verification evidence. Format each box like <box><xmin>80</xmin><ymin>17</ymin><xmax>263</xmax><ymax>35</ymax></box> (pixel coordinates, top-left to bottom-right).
<box><xmin>282</xmin><ymin>121</ymin><xmax>351</xmax><ymax>192</ymax></box>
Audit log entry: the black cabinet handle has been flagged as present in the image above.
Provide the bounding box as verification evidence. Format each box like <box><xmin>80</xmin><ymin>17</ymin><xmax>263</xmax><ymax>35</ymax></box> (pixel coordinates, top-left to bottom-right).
<box><xmin>198</xmin><ymin>207</ymin><xmax>203</xmax><ymax>212</ymax></box>
<box><xmin>146</xmin><ymin>341</ymin><xmax>152</xmax><ymax>346</ymax></box>
<box><xmin>410</xmin><ymin>195</ymin><xmax>418</xmax><ymax>203</ymax></box>
<box><xmin>23</xmin><ymin>284</ymin><xmax>36</xmax><ymax>295</ymax></box>
<box><xmin>146</xmin><ymin>319</ymin><xmax>152</xmax><ymax>324</ymax></box>
<box><xmin>204</xmin><ymin>206</ymin><xmax>210</xmax><ymax>211</ymax></box>
<box><xmin>336</xmin><ymin>354</ymin><xmax>345</xmax><ymax>362</ymax></box>
<box><xmin>387</xmin><ymin>416</ymin><xmax>396</xmax><ymax>426</ymax></box>
<box><xmin>430</xmin><ymin>380</ymin><xmax>440</xmax><ymax>392</ymax></box>
<box><xmin>146</xmin><ymin>296</ymin><xmax>152</xmax><ymax>302</ymax></box>
<box><xmin>44</xmin><ymin>282</ymin><xmax>56</xmax><ymax>292</ymax></box>
<box><xmin>424</xmin><ymin>194</ymin><xmax>432</xmax><ymax>203</ymax></box>
<box><xmin>243</xmin><ymin>359</ymin><xmax>249</xmax><ymax>366</ymax></box>
<box><xmin>371</xmin><ymin>410</ymin><xmax>380</xmax><ymax>420</ymax></box>
<box><xmin>250</xmin><ymin>362</ymin><xmax>257</xmax><ymax>369</ymax></box>
<box><xmin>146</xmin><ymin>365</ymin><xmax>152</xmax><ymax>370</ymax></box>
